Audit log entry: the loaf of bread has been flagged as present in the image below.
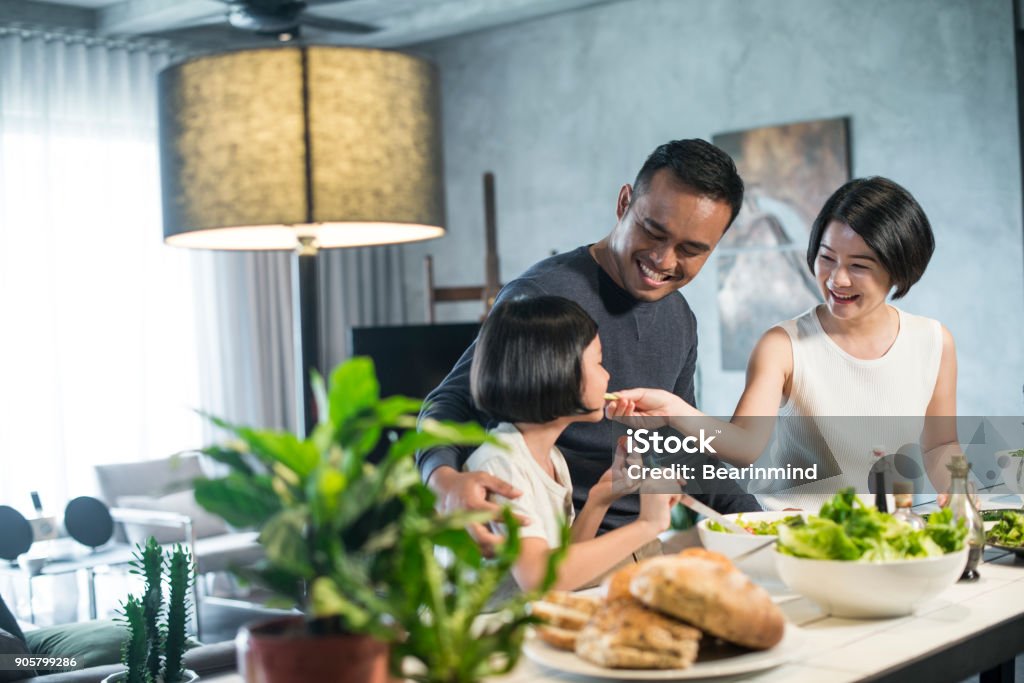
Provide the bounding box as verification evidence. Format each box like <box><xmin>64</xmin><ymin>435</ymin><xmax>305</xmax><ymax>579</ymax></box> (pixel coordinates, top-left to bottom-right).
<box><xmin>575</xmin><ymin>599</ymin><xmax>701</xmax><ymax>669</ymax></box>
<box><xmin>603</xmin><ymin>562</ymin><xmax>644</xmax><ymax>601</ymax></box>
<box><xmin>535</xmin><ymin>625</ymin><xmax>579</xmax><ymax>651</ymax></box>
<box><xmin>629</xmin><ymin>553</ymin><xmax>785</xmax><ymax>650</ymax></box>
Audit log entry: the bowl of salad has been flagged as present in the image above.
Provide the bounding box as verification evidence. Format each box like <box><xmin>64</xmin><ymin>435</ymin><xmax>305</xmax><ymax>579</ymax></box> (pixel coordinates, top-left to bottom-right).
<box><xmin>987</xmin><ymin>509</ymin><xmax>1024</xmax><ymax>556</ymax></box>
<box><xmin>697</xmin><ymin>511</ymin><xmax>804</xmax><ymax>581</ymax></box>
<box><xmin>772</xmin><ymin>489</ymin><xmax>968</xmax><ymax>618</ymax></box>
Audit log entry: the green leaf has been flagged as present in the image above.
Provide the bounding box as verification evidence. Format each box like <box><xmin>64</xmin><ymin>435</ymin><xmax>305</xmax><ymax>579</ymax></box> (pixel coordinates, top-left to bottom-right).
<box><xmin>309</xmin><ymin>468</ymin><xmax>347</xmax><ymax>527</ymax></box>
<box><xmin>199</xmin><ymin>445</ymin><xmax>255</xmax><ymax>475</ymax></box>
<box><xmin>194</xmin><ymin>474</ymin><xmax>280</xmax><ymax>528</ymax></box>
<box><xmin>387</xmin><ymin>421</ymin><xmax>495</xmax><ymax>460</ymax></box>
<box><xmin>328</xmin><ymin>357</ymin><xmax>380</xmax><ymax>427</ymax></box>
<box><xmin>259</xmin><ymin>508</ymin><xmax>313</xmax><ymax>578</ymax></box>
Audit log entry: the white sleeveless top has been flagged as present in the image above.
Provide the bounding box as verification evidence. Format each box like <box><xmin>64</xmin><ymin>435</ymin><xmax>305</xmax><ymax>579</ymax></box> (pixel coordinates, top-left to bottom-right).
<box><xmin>754</xmin><ymin>305</ymin><xmax>943</xmax><ymax>512</ymax></box>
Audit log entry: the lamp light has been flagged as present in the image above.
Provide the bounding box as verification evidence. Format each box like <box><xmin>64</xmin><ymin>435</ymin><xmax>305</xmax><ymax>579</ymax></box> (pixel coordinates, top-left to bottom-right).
<box><xmin>157</xmin><ymin>46</ymin><xmax>446</xmax><ymax>435</ymax></box>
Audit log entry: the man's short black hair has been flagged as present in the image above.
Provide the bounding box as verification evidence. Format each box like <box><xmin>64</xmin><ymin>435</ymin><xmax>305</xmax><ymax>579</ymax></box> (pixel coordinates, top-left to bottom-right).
<box><xmin>806</xmin><ymin>176</ymin><xmax>934</xmax><ymax>299</ymax></box>
<box><xmin>471</xmin><ymin>295</ymin><xmax>599</xmax><ymax>424</ymax></box>
<box><xmin>632</xmin><ymin>139</ymin><xmax>745</xmax><ymax>227</ymax></box>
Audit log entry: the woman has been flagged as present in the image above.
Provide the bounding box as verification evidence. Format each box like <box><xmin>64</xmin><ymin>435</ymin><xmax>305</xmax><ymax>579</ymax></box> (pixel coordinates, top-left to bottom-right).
<box><xmin>608</xmin><ymin>177</ymin><xmax>958</xmax><ymax>510</ymax></box>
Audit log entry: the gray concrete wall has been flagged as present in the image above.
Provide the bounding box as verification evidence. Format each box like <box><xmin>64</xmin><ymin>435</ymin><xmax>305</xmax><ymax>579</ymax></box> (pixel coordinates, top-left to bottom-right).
<box><xmin>401</xmin><ymin>0</ymin><xmax>1023</xmax><ymax>416</ymax></box>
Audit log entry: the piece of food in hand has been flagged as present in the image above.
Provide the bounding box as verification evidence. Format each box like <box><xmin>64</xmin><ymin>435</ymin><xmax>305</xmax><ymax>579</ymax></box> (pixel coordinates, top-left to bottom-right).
<box><xmin>603</xmin><ymin>561</ymin><xmax>645</xmax><ymax>601</ymax></box>
<box><xmin>575</xmin><ymin>599</ymin><xmax>701</xmax><ymax>669</ymax></box>
<box><xmin>540</xmin><ymin>590</ymin><xmax>600</xmax><ymax>615</ymax></box>
<box><xmin>530</xmin><ymin>599</ymin><xmax>592</xmax><ymax>631</ymax></box>
<box><xmin>604</xmin><ymin>392</ymin><xmax>620</xmax><ymax>401</ymax></box>
<box><xmin>630</xmin><ymin>554</ymin><xmax>785</xmax><ymax>650</ymax></box>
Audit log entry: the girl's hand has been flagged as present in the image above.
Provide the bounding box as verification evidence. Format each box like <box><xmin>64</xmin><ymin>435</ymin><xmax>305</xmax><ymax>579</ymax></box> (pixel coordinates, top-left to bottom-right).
<box><xmin>605</xmin><ymin>388</ymin><xmax>691</xmax><ymax>429</ymax></box>
<box><xmin>588</xmin><ymin>437</ymin><xmax>641</xmax><ymax>507</ymax></box>
<box><xmin>638</xmin><ymin>491</ymin><xmax>683</xmax><ymax>532</ymax></box>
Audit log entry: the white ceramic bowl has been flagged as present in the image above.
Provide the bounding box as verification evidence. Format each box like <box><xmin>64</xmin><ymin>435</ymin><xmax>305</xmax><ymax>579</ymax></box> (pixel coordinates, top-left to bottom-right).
<box><xmin>773</xmin><ymin>547</ymin><xmax>968</xmax><ymax>618</ymax></box>
<box><xmin>696</xmin><ymin>511</ymin><xmax>802</xmax><ymax>581</ymax></box>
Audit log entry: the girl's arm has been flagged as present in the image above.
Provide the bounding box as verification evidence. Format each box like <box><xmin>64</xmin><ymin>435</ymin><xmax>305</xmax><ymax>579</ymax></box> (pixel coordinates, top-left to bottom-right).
<box><xmin>510</xmin><ymin>493</ymin><xmax>678</xmax><ymax>592</ymax></box>
<box><xmin>609</xmin><ymin>327</ymin><xmax>793</xmax><ymax>467</ymax></box>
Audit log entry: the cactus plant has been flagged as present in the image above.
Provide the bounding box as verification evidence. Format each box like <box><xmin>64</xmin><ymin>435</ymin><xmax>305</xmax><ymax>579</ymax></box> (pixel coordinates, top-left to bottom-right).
<box><xmin>116</xmin><ymin>541</ymin><xmax>195</xmax><ymax>682</ymax></box>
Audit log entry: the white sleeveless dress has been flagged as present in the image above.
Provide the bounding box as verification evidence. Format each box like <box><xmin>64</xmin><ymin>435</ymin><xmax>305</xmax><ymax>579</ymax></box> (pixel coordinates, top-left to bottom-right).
<box><xmin>753</xmin><ymin>305</ymin><xmax>944</xmax><ymax>512</ymax></box>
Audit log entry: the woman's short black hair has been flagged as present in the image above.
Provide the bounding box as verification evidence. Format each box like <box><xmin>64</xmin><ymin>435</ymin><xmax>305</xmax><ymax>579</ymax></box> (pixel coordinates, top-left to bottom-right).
<box><xmin>806</xmin><ymin>176</ymin><xmax>934</xmax><ymax>299</ymax></box>
<box><xmin>471</xmin><ymin>295</ymin><xmax>599</xmax><ymax>424</ymax></box>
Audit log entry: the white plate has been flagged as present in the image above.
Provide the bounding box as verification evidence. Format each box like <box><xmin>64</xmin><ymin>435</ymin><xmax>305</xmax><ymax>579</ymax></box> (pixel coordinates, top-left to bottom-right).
<box><xmin>523</xmin><ymin>622</ymin><xmax>803</xmax><ymax>680</ymax></box>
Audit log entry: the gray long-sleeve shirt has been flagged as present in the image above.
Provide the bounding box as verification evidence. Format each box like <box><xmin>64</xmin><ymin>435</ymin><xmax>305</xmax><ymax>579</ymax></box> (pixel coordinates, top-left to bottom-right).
<box><xmin>417</xmin><ymin>246</ymin><xmax>759</xmax><ymax>528</ymax></box>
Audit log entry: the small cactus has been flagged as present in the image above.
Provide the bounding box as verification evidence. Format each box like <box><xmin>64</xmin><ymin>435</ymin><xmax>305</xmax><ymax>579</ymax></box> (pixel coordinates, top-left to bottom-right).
<box><xmin>163</xmin><ymin>545</ymin><xmax>194</xmax><ymax>682</ymax></box>
<box><xmin>118</xmin><ymin>595</ymin><xmax>149</xmax><ymax>683</ymax></box>
<box><xmin>119</xmin><ymin>539</ymin><xmax>195</xmax><ymax>682</ymax></box>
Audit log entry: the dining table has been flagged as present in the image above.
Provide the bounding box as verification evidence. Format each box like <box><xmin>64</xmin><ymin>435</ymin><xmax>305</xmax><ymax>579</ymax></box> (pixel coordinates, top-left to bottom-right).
<box><xmin>204</xmin><ymin>498</ymin><xmax>1024</xmax><ymax>683</ymax></box>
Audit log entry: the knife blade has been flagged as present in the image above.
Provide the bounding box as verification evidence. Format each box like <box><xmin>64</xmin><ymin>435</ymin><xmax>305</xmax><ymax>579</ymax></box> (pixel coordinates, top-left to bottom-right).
<box><xmin>678</xmin><ymin>493</ymin><xmax>753</xmax><ymax>535</ymax></box>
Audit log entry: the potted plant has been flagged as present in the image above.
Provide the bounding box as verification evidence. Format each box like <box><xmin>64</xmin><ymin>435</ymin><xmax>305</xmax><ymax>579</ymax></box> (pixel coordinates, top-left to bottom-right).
<box><xmin>194</xmin><ymin>357</ymin><xmax>564</xmax><ymax>683</ymax></box>
<box><xmin>106</xmin><ymin>538</ymin><xmax>197</xmax><ymax>683</ymax></box>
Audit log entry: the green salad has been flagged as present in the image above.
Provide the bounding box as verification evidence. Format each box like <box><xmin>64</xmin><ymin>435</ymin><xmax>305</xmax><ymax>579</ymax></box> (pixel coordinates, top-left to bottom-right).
<box><xmin>776</xmin><ymin>488</ymin><xmax>967</xmax><ymax>562</ymax></box>
<box><xmin>706</xmin><ymin>514</ymin><xmax>803</xmax><ymax>536</ymax></box>
<box><xmin>987</xmin><ymin>510</ymin><xmax>1024</xmax><ymax>547</ymax></box>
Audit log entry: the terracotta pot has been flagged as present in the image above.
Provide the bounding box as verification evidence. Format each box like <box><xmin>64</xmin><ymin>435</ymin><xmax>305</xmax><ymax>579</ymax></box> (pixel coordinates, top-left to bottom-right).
<box><xmin>237</xmin><ymin>615</ymin><xmax>389</xmax><ymax>683</ymax></box>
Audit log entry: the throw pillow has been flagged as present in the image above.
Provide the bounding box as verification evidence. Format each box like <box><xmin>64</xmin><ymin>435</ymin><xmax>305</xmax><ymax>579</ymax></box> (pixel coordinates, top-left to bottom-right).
<box><xmin>0</xmin><ymin>628</ymin><xmax>33</xmax><ymax>682</ymax></box>
<box><xmin>117</xmin><ymin>490</ymin><xmax>229</xmax><ymax>545</ymax></box>
<box><xmin>0</xmin><ymin>594</ymin><xmax>25</xmax><ymax>645</ymax></box>
<box><xmin>24</xmin><ymin>620</ymin><xmax>126</xmax><ymax>670</ymax></box>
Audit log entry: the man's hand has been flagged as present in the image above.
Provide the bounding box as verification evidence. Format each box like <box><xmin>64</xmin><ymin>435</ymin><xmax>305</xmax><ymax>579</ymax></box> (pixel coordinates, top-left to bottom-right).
<box><xmin>428</xmin><ymin>466</ymin><xmax>530</xmax><ymax>557</ymax></box>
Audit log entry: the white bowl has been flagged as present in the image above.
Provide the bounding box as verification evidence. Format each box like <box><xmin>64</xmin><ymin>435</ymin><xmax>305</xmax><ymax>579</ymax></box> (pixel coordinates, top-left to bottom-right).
<box><xmin>696</xmin><ymin>511</ymin><xmax>802</xmax><ymax>581</ymax></box>
<box><xmin>773</xmin><ymin>547</ymin><xmax>968</xmax><ymax>618</ymax></box>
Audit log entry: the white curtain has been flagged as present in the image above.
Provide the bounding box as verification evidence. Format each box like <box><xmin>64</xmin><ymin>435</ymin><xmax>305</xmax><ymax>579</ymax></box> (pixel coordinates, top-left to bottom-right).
<box><xmin>191</xmin><ymin>245</ymin><xmax>409</xmax><ymax>434</ymax></box>
<box><xmin>0</xmin><ymin>29</ymin><xmax>203</xmax><ymax>512</ymax></box>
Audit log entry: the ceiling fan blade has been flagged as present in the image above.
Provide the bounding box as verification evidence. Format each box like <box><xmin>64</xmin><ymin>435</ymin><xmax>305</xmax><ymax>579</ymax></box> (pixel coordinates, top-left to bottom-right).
<box><xmin>303</xmin><ymin>0</ymin><xmax>360</xmax><ymax>6</ymax></box>
<box><xmin>299</xmin><ymin>12</ymin><xmax>379</xmax><ymax>34</ymax></box>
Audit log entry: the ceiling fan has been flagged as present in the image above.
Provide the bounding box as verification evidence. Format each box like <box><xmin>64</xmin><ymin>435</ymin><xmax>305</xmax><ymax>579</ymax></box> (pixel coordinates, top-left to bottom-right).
<box><xmin>166</xmin><ymin>0</ymin><xmax>380</xmax><ymax>40</ymax></box>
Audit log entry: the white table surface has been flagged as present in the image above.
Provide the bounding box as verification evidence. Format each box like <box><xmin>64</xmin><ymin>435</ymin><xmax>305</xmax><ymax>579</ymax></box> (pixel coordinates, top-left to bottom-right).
<box><xmin>202</xmin><ymin>549</ymin><xmax>1024</xmax><ymax>683</ymax></box>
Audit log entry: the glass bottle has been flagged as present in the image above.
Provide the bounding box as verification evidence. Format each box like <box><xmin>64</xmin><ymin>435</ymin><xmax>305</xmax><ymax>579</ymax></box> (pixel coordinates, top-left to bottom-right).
<box><xmin>891</xmin><ymin>481</ymin><xmax>925</xmax><ymax>530</ymax></box>
<box><xmin>942</xmin><ymin>455</ymin><xmax>985</xmax><ymax>582</ymax></box>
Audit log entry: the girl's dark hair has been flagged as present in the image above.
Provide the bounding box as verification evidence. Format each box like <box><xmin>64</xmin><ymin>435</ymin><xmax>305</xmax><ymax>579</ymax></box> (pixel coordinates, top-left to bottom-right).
<box><xmin>470</xmin><ymin>295</ymin><xmax>599</xmax><ymax>424</ymax></box>
<box><xmin>807</xmin><ymin>176</ymin><xmax>934</xmax><ymax>299</ymax></box>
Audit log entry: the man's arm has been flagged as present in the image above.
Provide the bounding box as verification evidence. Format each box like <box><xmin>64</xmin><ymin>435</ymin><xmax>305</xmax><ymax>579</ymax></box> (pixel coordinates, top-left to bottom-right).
<box><xmin>416</xmin><ymin>339</ymin><xmax>482</xmax><ymax>485</ymax></box>
<box><xmin>415</xmin><ymin>278</ymin><xmax>546</xmax><ymax>484</ymax></box>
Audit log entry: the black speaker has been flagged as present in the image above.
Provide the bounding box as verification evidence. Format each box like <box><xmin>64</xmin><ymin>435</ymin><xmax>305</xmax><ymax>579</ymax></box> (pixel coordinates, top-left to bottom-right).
<box><xmin>0</xmin><ymin>506</ymin><xmax>33</xmax><ymax>560</ymax></box>
<box><xmin>64</xmin><ymin>497</ymin><xmax>114</xmax><ymax>549</ymax></box>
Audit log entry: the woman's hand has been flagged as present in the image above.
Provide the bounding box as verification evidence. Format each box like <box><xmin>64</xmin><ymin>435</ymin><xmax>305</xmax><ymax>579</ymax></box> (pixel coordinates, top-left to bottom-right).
<box><xmin>605</xmin><ymin>388</ymin><xmax>692</xmax><ymax>428</ymax></box>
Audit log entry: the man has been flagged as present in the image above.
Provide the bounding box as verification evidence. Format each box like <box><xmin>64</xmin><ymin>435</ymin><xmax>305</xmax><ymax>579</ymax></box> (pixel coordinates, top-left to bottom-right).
<box><xmin>417</xmin><ymin>139</ymin><xmax>760</xmax><ymax>553</ymax></box>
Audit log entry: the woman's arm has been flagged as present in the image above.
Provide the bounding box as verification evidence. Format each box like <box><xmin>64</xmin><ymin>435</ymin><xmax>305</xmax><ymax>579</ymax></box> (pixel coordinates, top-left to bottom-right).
<box><xmin>921</xmin><ymin>325</ymin><xmax>959</xmax><ymax>494</ymax></box>
<box><xmin>610</xmin><ymin>328</ymin><xmax>793</xmax><ymax>467</ymax></box>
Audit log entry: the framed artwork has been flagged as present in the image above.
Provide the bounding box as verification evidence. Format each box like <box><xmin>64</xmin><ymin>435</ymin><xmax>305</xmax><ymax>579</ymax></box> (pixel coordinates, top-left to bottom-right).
<box><xmin>712</xmin><ymin>117</ymin><xmax>851</xmax><ymax>370</ymax></box>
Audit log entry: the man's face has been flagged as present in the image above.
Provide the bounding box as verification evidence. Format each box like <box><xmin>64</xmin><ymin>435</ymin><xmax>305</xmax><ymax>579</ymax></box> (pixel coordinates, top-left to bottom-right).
<box><xmin>605</xmin><ymin>169</ymin><xmax>732</xmax><ymax>302</ymax></box>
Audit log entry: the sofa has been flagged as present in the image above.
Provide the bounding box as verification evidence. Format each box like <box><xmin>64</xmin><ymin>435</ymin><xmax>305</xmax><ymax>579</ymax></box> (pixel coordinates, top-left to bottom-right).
<box><xmin>0</xmin><ymin>591</ymin><xmax>235</xmax><ymax>683</ymax></box>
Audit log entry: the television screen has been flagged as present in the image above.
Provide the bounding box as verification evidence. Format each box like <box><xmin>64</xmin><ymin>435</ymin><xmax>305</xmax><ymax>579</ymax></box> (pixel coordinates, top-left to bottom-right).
<box><xmin>350</xmin><ymin>322</ymin><xmax>480</xmax><ymax>400</ymax></box>
<box><xmin>350</xmin><ymin>322</ymin><xmax>480</xmax><ymax>462</ymax></box>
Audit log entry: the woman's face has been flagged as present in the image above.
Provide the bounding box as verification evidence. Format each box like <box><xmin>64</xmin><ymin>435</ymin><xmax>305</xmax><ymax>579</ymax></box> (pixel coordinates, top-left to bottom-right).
<box><xmin>578</xmin><ymin>335</ymin><xmax>610</xmax><ymax>421</ymax></box>
<box><xmin>814</xmin><ymin>221</ymin><xmax>893</xmax><ymax>320</ymax></box>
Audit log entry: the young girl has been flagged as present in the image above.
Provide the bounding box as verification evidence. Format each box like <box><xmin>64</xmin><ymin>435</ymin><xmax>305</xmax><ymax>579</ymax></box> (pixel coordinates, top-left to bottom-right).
<box><xmin>608</xmin><ymin>177</ymin><xmax>959</xmax><ymax>511</ymax></box>
<box><xmin>465</xmin><ymin>295</ymin><xmax>680</xmax><ymax>592</ymax></box>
